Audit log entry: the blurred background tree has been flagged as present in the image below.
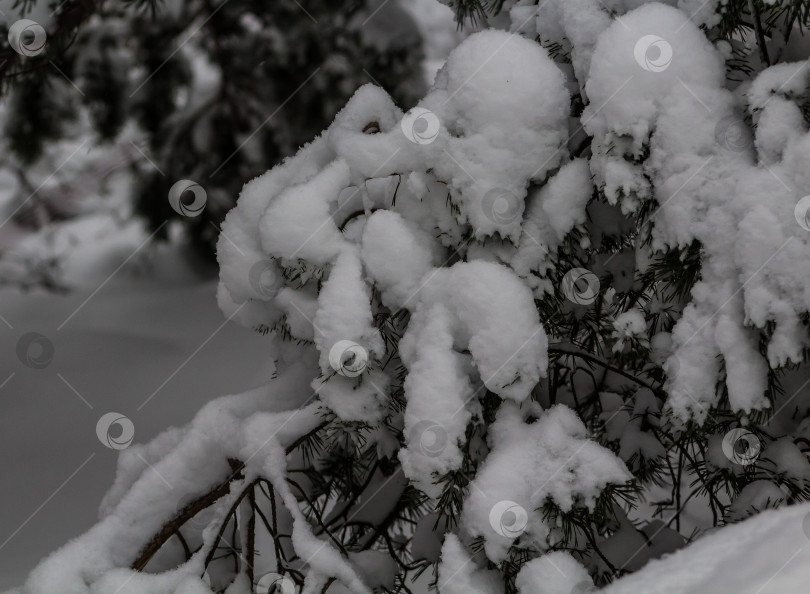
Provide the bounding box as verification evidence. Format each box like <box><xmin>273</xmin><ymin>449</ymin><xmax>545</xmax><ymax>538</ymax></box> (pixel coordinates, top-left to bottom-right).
<box><xmin>0</xmin><ymin>0</ymin><xmax>426</xmax><ymax>266</ymax></box>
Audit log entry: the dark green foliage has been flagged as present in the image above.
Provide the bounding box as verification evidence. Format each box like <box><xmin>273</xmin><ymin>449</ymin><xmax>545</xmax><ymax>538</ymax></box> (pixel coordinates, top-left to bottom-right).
<box><xmin>1</xmin><ymin>0</ymin><xmax>426</xmax><ymax>259</ymax></box>
<box><xmin>442</xmin><ymin>0</ymin><xmax>507</xmax><ymax>26</ymax></box>
<box><xmin>5</xmin><ymin>75</ymin><xmax>77</xmax><ymax>164</ymax></box>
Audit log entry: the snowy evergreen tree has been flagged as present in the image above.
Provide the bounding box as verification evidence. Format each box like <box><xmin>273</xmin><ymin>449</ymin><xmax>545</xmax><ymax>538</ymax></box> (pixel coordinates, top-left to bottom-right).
<box><xmin>9</xmin><ymin>0</ymin><xmax>810</xmax><ymax>593</ymax></box>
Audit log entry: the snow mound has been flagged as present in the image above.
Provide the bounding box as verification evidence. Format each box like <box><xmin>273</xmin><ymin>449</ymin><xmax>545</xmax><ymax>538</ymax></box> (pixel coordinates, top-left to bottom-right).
<box><xmin>603</xmin><ymin>502</ymin><xmax>810</xmax><ymax>593</ymax></box>
<box><xmin>462</xmin><ymin>404</ymin><xmax>630</xmax><ymax>562</ymax></box>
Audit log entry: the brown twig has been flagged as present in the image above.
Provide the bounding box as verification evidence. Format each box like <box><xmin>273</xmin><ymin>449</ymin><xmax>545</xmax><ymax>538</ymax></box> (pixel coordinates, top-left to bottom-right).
<box><xmin>268</xmin><ymin>480</ymin><xmax>284</xmax><ymax>573</ymax></box>
<box><xmin>130</xmin><ymin>421</ymin><xmax>332</xmax><ymax>574</ymax></box>
<box><xmin>174</xmin><ymin>530</ymin><xmax>192</xmax><ymax>561</ymax></box>
<box><xmin>130</xmin><ymin>458</ymin><xmax>245</xmax><ymax>571</ymax></box>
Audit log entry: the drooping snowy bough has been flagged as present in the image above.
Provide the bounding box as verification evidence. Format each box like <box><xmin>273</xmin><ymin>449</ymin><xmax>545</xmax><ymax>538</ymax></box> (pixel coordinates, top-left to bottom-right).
<box><xmin>21</xmin><ymin>1</ymin><xmax>810</xmax><ymax>593</ymax></box>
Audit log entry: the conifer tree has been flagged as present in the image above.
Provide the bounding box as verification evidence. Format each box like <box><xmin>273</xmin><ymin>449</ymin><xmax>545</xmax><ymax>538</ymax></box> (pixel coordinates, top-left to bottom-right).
<box><xmin>9</xmin><ymin>1</ymin><xmax>810</xmax><ymax>593</ymax></box>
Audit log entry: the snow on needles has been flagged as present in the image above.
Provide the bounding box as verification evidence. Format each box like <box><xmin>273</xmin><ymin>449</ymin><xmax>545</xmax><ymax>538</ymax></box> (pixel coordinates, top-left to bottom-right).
<box><xmin>584</xmin><ymin>4</ymin><xmax>810</xmax><ymax>422</ymax></box>
<box><xmin>462</xmin><ymin>404</ymin><xmax>630</xmax><ymax>563</ymax></box>
<box><xmin>216</xmin><ymin>32</ymin><xmax>564</xmax><ymax>454</ymax></box>
<box><xmin>19</xmin><ymin>29</ymin><xmax>617</xmax><ymax>593</ymax></box>
<box><xmin>18</xmin><ymin>1</ymin><xmax>810</xmax><ymax>592</ymax></box>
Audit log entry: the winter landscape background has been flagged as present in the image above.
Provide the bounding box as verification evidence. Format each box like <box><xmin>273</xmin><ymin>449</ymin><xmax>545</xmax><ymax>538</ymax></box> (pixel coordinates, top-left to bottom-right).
<box><xmin>4</xmin><ymin>0</ymin><xmax>810</xmax><ymax>593</ymax></box>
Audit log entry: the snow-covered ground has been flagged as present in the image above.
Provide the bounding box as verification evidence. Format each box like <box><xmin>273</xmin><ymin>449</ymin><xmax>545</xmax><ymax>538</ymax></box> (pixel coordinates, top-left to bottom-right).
<box><xmin>0</xmin><ymin>221</ymin><xmax>272</xmax><ymax>590</ymax></box>
<box><xmin>604</xmin><ymin>502</ymin><xmax>810</xmax><ymax>594</ymax></box>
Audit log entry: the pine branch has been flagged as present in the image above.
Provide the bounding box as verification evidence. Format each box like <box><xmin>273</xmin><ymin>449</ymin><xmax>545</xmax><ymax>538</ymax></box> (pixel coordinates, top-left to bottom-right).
<box><xmin>748</xmin><ymin>0</ymin><xmax>772</xmax><ymax>66</ymax></box>
<box><xmin>203</xmin><ymin>478</ymin><xmax>256</xmax><ymax>571</ymax></box>
<box><xmin>130</xmin><ymin>458</ymin><xmax>244</xmax><ymax>570</ymax></box>
<box><xmin>1</xmin><ymin>0</ymin><xmax>100</xmax><ymax>91</ymax></box>
<box><xmin>246</xmin><ymin>485</ymin><xmax>256</xmax><ymax>584</ymax></box>
<box><xmin>548</xmin><ymin>347</ymin><xmax>665</xmax><ymax>397</ymax></box>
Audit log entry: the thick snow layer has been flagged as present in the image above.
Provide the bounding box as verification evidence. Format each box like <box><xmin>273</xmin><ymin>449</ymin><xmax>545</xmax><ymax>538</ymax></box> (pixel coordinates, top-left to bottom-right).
<box><xmin>398</xmin><ymin>304</ymin><xmax>474</xmax><ymax>498</ymax></box>
<box><xmin>602</xmin><ymin>502</ymin><xmax>810</xmax><ymax>593</ymax></box>
<box><xmin>584</xmin><ymin>3</ymin><xmax>810</xmax><ymax>422</ymax></box>
<box><xmin>259</xmin><ymin>159</ymin><xmax>351</xmax><ymax>266</ymax></box>
<box><xmin>360</xmin><ymin>210</ymin><xmax>440</xmax><ymax>309</ymax></box>
<box><xmin>462</xmin><ymin>404</ymin><xmax>631</xmax><ymax>562</ymax></box>
<box><xmin>420</xmin><ymin>30</ymin><xmax>570</xmax><ymax>241</ymax></box>
<box><xmin>312</xmin><ymin>369</ymin><xmax>390</xmax><ymax>424</ymax></box>
<box><xmin>510</xmin><ymin>0</ymin><xmax>719</xmax><ymax>95</ymax></box>
<box><xmin>436</xmin><ymin>534</ymin><xmax>503</xmax><ymax>594</ymax></box>
<box><xmin>515</xmin><ymin>552</ymin><xmax>591</xmax><ymax>594</ymax></box>
<box><xmin>407</xmin><ymin>260</ymin><xmax>548</xmax><ymax>401</ymax></box>
<box><xmin>312</xmin><ymin>247</ymin><xmax>384</xmax><ymax>374</ymax></box>
<box><xmin>510</xmin><ymin>158</ymin><xmax>592</xmax><ymax>297</ymax></box>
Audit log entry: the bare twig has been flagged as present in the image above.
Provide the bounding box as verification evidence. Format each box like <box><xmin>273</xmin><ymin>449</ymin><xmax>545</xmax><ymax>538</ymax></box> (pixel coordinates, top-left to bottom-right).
<box><xmin>131</xmin><ymin>458</ymin><xmax>245</xmax><ymax>571</ymax></box>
